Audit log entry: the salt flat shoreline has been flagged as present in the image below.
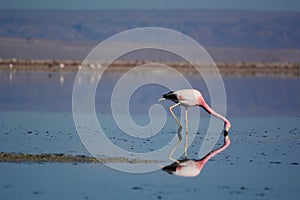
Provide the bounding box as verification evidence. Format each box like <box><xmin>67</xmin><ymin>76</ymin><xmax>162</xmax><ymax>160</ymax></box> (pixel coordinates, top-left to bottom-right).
<box><xmin>0</xmin><ymin>152</ymin><xmax>160</xmax><ymax>164</ymax></box>
<box><xmin>0</xmin><ymin>59</ymin><xmax>299</xmax><ymax>77</ymax></box>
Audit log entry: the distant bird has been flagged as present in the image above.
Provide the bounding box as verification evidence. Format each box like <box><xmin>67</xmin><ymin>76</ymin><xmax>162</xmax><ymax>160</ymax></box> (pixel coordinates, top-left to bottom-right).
<box><xmin>159</xmin><ymin>89</ymin><xmax>231</xmax><ymax>162</ymax></box>
<box><xmin>59</xmin><ymin>63</ymin><xmax>65</xmax><ymax>69</ymax></box>
<box><xmin>8</xmin><ymin>63</ymin><xmax>13</xmax><ymax>70</ymax></box>
<box><xmin>89</xmin><ymin>64</ymin><xmax>95</xmax><ymax>69</ymax></box>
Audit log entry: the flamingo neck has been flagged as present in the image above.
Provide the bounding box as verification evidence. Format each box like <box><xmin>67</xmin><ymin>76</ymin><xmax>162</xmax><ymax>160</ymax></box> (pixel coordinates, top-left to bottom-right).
<box><xmin>200</xmin><ymin>102</ymin><xmax>231</xmax><ymax>130</ymax></box>
<box><xmin>196</xmin><ymin>160</ymin><xmax>206</xmax><ymax>170</ymax></box>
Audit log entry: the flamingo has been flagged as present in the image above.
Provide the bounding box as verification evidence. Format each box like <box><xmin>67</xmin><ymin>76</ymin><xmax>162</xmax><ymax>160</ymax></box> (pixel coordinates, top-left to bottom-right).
<box><xmin>59</xmin><ymin>63</ymin><xmax>65</xmax><ymax>69</ymax></box>
<box><xmin>159</xmin><ymin>89</ymin><xmax>231</xmax><ymax>163</ymax></box>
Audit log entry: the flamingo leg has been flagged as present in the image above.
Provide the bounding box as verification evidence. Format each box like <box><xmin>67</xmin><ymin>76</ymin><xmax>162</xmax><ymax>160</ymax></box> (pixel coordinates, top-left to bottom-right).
<box><xmin>184</xmin><ymin>107</ymin><xmax>188</xmax><ymax>158</ymax></box>
<box><xmin>168</xmin><ymin>126</ymin><xmax>182</xmax><ymax>163</ymax></box>
<box><xmin>168</xmin><ymin>103</ymin><xmax>181</xmax><ymax>127</ymax></box>
<box><xmin>168</xmin><ymin>103</ymin><xmax>181</xmax><ymax>163</ymax></box>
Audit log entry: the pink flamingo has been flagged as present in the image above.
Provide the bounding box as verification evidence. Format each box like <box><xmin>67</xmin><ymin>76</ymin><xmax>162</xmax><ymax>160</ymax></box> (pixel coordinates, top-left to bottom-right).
<box><xmin>159</xmin><ymin>89</ymin><xmax>231</xmax><ymax>163</ymax></box>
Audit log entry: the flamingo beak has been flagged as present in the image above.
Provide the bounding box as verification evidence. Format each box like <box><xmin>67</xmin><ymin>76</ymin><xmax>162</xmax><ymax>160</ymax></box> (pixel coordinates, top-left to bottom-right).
<box><xmin>223</xmin><ymin>129</ymin><xmax>229</xmax><ymax>137</ymax></box>
<box><xmin>158</xmin><ymin>97</ymin><xmax>165</xmax><ymax>102</ymax></box>
<box><xmin>223</xmin><ymin>127</ymin><xmax>230</xmax><ymax>137</ymax></box>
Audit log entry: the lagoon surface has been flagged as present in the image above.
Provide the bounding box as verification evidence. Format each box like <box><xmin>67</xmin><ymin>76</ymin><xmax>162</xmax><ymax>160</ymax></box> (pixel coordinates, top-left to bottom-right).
<box><xmin>0</xmin><ymin>71</ymin><xmax>299</xmax><ymax>199</ymax></box>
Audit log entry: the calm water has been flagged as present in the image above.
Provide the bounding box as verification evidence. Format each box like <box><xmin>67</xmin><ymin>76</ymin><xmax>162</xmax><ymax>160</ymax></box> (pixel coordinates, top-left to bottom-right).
<box><xmin>0</xmin><ymin>71</ymin><xmax>299</xmax><ymax>199</ymax></box>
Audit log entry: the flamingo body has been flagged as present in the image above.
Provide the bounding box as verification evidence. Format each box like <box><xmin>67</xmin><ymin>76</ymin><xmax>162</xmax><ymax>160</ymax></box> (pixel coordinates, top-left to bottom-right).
<box><xmin>162</xmin><ymin>89</ymin><xmax>202</xmax><ymax>107</ymax></box>
<box><xmin>160</xmin><ymin>89</ymin><xmax>231</xmax><ymax>130</ymax></box>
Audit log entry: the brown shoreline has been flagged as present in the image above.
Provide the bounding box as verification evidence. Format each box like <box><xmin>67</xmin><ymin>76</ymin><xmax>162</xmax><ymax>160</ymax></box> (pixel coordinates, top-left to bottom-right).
<box><xmin>0</xmin><ymin>152</ymin><xmax>160</xmax><ymax>164</ymax></box>
<box><xmin>0</xmin><ymin>59</ymin><xmax>299</xmax><ymax>77</ymax></box>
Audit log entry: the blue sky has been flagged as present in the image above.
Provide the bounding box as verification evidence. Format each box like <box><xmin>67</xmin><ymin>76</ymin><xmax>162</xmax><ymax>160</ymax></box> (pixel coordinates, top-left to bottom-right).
<box><xmin>0</xmin><ymin>0</ymin><xmax>300</xmax><ymax>11</ymax></box>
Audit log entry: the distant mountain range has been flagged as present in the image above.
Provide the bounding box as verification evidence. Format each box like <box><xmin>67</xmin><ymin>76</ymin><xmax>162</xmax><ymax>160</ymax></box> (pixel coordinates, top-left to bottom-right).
<box><xmin>1</xmin><ymin>9</ymin><xmax>299</xmax><ymax>49</ymax></box>
<box><xmin>1</xmin><ymin>9</ymin><xmax>300</xmax><ymax>61</ymax></box>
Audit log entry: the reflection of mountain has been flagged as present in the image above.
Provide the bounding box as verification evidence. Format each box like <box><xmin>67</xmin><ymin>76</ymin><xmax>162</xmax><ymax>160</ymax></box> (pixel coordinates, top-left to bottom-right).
<box><xmin>0</xmin><ymin>9</ymin><xmax>300</xmax><ymax>49</ymax></box>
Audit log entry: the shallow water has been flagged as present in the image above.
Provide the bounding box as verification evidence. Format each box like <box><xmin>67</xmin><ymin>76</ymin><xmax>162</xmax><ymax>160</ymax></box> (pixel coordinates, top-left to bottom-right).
<box><xmin>0</xmin><ymin>116</ymin><xmax>299</xmax><ymax>199</ymax></box>
<box><xmin>0</xmin><ymin>71</ymin><xmax>299</xmax><ymax>199</ymax></box>
<box><xmin>0</xmin><ymin>71</ymin><xmax>299</xmax><ymax>115</ymax></box>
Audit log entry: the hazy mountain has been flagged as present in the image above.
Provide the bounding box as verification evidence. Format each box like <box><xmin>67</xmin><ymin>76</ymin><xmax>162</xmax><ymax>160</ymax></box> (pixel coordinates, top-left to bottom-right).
<box><xmin>0</xmin><ymin>9</ymin><xmax>299</xmax><ymax>49</ymax></box>
<box><xmin>1</xmin><ymin>9</ymin><xmax>300</xmax><ymax>61</ymax></box>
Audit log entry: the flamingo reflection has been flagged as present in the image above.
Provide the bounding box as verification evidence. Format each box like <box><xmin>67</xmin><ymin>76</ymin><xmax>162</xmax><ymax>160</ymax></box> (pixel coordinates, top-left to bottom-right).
<box><xmin>162</xmin><ymin>130</ymin><xmax>230</xmax><ymax>177</ymax></box>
